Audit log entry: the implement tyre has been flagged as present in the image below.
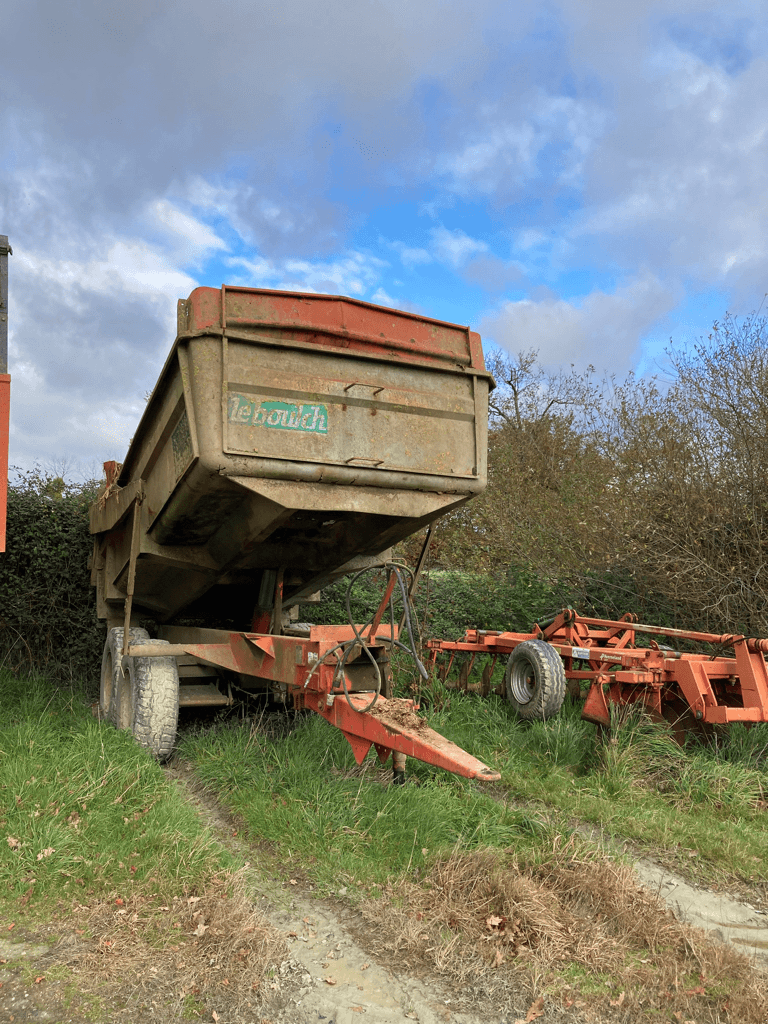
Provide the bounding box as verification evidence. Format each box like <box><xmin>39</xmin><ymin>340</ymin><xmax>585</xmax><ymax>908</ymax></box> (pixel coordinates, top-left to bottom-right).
<box><xmin>505</xmin><ymin>640</ymin><xmax>566</xmax><ymax>721</ymax></box>
<box><xmin>100</xmin><ymin>627</ymin><xmax>149</xmax><ymax>721</ymax></box>
<box><xmin>111</xmin><ymin>633</ymin><xmax>180</xmax><ymax>761</ymax></box>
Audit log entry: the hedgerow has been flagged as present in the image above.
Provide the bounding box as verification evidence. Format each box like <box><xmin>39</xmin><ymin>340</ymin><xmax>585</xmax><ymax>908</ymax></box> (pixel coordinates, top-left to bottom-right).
<box><xmin>0</xmin><ymin>469</ymin><xmax>104</xmax><ymax>686</ymax></box>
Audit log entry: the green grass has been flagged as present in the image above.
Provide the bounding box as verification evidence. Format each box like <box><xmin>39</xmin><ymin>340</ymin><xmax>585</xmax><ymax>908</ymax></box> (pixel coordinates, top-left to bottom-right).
<box><xmin>429</xmin><ymin>691</ymin><xmax>768</xmax><ymax>882</ymax></box>
<box><xmin>178</xmin><ymin>711</ymin><xmax>567</xmax><ymax>895</ymax></box>
<box><xmin>179</xmin><ymin>687</ymin><xmax>768</xmax><ymax>894</ymax></box>
<box><xmin>0</xmin><ymin>670</ymin><xmax>234</xmax><ymax>913</ymax></box>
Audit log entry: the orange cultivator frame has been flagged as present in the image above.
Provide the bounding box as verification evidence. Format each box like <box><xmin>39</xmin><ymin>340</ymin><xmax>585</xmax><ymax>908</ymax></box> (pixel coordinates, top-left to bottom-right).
<box><xmin>428</xmin><ymin>608</ymin><xmax>768</xmax><ymax>732</ymax></box>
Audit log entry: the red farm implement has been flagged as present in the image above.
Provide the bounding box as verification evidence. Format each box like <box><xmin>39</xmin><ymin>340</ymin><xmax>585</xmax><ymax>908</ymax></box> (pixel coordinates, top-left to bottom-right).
<box><xmin>427</xmin><ymin>608</ymin><xmax>768</xmax><ymax>735</ymax></box>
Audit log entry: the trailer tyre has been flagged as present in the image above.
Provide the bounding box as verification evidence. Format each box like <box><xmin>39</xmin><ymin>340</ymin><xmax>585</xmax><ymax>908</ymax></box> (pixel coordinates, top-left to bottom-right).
<box><xmin>111</xmin><ymin>633</ymin><xmax>180</xmax><ymax>762</ymax></box>
<box><xmin>100</xmin><ymin>627</ymin><xmax>150</xmax><ymax>721</ymax></box>
<box><xmin>505</xmin><ymin>640</ymin><xmax>566</xmax><ymax>720</ymax></box>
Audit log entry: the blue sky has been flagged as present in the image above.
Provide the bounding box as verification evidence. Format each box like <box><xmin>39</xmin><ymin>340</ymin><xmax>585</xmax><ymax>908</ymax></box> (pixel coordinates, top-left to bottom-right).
<box><xmin>1</xmin><ymin>0</ymin><xmax>767</xmax><ymax>474</ymax></box>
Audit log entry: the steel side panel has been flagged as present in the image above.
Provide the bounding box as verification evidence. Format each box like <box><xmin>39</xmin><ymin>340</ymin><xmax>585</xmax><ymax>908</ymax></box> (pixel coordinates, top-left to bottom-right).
<box><xmin>223</xmin><ymin>339</ymin><xmax>480</xmax><ymax>480</ymax></box>
<box><xmin>188</xmin><ymin>286</ymin><xmax>487</xmax><ymax>368</ymax></box>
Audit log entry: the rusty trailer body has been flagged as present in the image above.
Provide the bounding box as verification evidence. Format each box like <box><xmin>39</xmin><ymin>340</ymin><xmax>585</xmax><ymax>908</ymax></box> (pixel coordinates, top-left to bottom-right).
<box><xmin>90</xmin><ymin>286</ymin><xmax>499</xmax><ymax>782</ymax></box>
<box><xmin>428</xmin><ymin>608</ymin><xmax>768</xmax><ymax>735</ymax></box>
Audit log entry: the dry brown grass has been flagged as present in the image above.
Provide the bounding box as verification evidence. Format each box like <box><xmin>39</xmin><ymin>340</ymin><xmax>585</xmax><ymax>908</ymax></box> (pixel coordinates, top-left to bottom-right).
<box><xmin>44</xmin><ymin>868</ymin><xmax>287</xmax><ymax>1022</ymax></box>
<box><xmin>361</xmin><ymin>844</ymin><xmax>768</xmax><ymax>1023</ymax></box>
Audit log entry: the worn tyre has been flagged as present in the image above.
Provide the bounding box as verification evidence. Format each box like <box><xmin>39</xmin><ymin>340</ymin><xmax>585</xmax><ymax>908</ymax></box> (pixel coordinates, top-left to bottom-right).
<box><xmin>112</xmin><ymin>635</ymin><xmax>180</xmax><ymax>761</ymax></box>
<box><xmin>100</xmin><ymin>627</ymin><xmax>150</xmax><ymax>721</ymax></box>
<box><xmin>505</xmin><ymin>640</ymin><xmax>566</xmax><ymax>720</ymax></box>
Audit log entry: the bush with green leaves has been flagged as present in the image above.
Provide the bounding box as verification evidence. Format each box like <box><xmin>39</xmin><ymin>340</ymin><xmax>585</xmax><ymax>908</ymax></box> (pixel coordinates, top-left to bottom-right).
<box><xmin>304</xmin><ymin>566</ymin><xmax>562</xmax><ymax>641</ymax></box>
<box><xmin>0</xmin><ymin>469</ymin><xmax>104</xmax><ymax>686</ymax></box>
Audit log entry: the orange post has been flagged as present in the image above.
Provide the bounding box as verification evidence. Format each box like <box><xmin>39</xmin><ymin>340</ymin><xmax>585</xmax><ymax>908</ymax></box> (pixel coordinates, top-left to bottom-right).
<box><xmin>0</xmin><ymin>234</ymin><xmax>11</xmax><ymax>553</ymax></box>
<box><xmin>0</xmin><ymin>374</ymin><xmax>8</xmax><ymax>552</ymax></box>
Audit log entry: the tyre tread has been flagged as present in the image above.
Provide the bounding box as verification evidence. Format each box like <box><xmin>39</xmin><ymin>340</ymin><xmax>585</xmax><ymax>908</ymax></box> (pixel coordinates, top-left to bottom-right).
<box><xmin>505</xmin><ymin>639</ymin><xmax>566</xmax><ymax>720</ymax></box>
<box><xmin>99</xmin><ymin>629</ymin><xmax>179</xmax><ymax>761</ymax></box>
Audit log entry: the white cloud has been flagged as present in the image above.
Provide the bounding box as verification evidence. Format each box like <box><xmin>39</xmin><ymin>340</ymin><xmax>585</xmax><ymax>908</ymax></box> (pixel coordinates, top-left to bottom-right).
<box><xmin>438</xmin><ymin>93</ymin><xmax>607</xmax><ymax>198</ymax></box>
<box><xmin>370</xmin><ymin>287</ymin><xmax>398</xmax><ymax>306</ymax></box>
<box><xmin>147</xmin><ymin>199</ymin><xmax>228</xmax><ymax>263</ymax></box>
<box><xmin>393</xmin><ymin>244</ymin><xmax>433</xmax><ymax>269</ymax></box>
<box><xmin>430</xmin><ymin>226</ymin><xmax>488</xmax><ymax>268</ymax></box>
<box><xmin>480</xmin><ymin>273</ymin><xmax>679</xmax><ymax>374</ymax></box>
<box><xmin>226</xmin><ymin>250</ymin><xmax>388</xmax><ymax>299</ymax></box>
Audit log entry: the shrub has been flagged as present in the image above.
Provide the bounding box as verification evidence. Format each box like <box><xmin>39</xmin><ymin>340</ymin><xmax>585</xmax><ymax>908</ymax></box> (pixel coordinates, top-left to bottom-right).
<box><xmin>0</xmin><ymin>469</ymin><xmax>104</xmax><ymax>687</ymax></box>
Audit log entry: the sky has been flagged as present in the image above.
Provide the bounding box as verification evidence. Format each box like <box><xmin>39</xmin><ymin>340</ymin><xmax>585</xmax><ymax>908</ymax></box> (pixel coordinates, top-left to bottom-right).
<box><xmin>1</xmin><ymin>0</ymin><xmax>767</xmax><ymax>477</ymax></box>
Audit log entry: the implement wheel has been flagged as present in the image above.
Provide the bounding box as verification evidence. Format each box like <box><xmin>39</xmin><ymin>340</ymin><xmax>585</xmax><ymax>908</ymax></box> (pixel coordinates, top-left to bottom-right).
<box><xmin>505</xmin><ymin>640</ymin><xmax>566</xmax><ymax>721</ymax></box>
<box><xmin>104</xmin><ymin>629</ymin><xmax>180</xmax><ymax>761</ymax></box>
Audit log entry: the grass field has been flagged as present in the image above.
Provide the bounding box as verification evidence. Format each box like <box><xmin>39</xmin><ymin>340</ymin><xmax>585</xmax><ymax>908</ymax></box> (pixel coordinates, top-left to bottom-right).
<box><xmin>3</xmin><ymin>668</ymin><xmax>768</xmax><ymax>1022</ymax></box>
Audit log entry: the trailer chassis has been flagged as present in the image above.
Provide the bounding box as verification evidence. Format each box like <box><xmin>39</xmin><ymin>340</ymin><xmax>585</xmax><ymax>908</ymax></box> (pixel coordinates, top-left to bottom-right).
<box><xmin>99</xmin><ymin>482</ymin><xmax>500</xmax><ymax>782</ymax></box>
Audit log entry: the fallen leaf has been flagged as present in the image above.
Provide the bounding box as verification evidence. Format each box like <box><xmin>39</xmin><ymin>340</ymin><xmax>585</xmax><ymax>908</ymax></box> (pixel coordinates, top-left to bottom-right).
<box><xmin>212</xmin><ymin>1012</ymin><xmax>220</xmax><ymax>1022</ymax></box>
<box><xmin>486</xmin><ymin>914</ymin><xmax>504</xmax><ymax>930</ymax></box>
<box><xmin>324</xmin><ymin>977</ymin><xmax>337</xmax><ymax>985</ymax></box>
<box><xmin>36</xmin><ymin>847</ymin><xmax>55</xmax><ymax>861</ymax></box>
<box><xmin>515</xmin><ymin>995</ymin><xmax>545</xmax><ymax>1023</ymax></box>
<box><xmin>289</xmin><ymin>879</ymin><xmax>298</xmax><ymax>886</ymax></box>
<box><xmin>361</xmin><ymin>962</ymin><xmax>370</xmax><ymax>970</ymax></box>
<box><xmin>114</xmin><ymin>898</ymin><xmax>124</xmax><ymax>906</ymax></box>
<box><xmin>34</xmin><ymin>976</ymin><xmax>44</xmax><ymax>984</ymax></box>
<box><xmin>187</xmin><ymin>896</ymin><xmax>201</xmax><ymax>906</ymax></box>
<box><xmin>609</xmin><ymin>991</ymin><xmax>626</xmax><ymax>1008</ymax></box>
<box><xmin>6</xmin><ymin>837</ymin><xmax>20</xmax><ymax>850</ymax></box>
<box><xmin>193</xmin><ymin>922</ymin><xmax>209</xmax><ymax>937</ymax></box>
<box><xmin>493</xmin><ymin>948</ymin><xmax>504</xmax><ymax>967</ymax></box>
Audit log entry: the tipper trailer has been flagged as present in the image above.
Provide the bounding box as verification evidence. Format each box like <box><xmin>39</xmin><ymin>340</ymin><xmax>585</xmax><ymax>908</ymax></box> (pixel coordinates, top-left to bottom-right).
<box><xmin>90</xmin><ymin>285</ymin><xmax>500</xmax><ymax>782</ymax></box>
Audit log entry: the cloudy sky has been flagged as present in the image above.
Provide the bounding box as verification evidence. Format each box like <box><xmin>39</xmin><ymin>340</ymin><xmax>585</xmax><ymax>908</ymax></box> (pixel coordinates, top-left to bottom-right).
<box><xmin>2</xmin><ymin>0</ymin><xmax>767</xmax><ymax>475</ymax></box>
